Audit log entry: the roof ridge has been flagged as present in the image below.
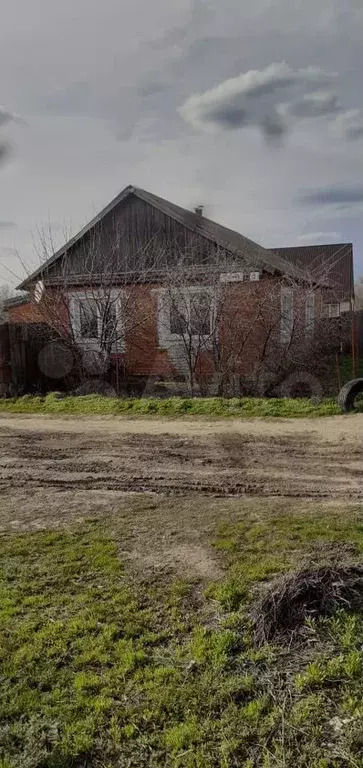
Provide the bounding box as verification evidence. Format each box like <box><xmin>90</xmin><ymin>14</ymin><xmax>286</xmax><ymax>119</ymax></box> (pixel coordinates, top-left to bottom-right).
<box><xmin>271</xmin><ymin>242</ymin><xmax>352</xmax><ymax>250</ymax></box>
<box><xmin>17</xmin><ymin>184</ymin><xmax>305</xmax><ymax>289</ymax></box>
<box><xmin>131</xmin><ymin>187</ymin><xmax>305</xmax><ymax>280</ymax></box>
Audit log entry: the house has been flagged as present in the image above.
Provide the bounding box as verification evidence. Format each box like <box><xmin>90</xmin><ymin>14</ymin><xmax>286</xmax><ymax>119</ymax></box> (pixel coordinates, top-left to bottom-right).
<box><xmin>5</xmin><ymin>185</ymin><xmax>355</xmax><ymax>395</ymax></box>
<box><xmin>271</xmin><ymin>243</ymin><xmax>354</xmax><ymax>318</ymax></box>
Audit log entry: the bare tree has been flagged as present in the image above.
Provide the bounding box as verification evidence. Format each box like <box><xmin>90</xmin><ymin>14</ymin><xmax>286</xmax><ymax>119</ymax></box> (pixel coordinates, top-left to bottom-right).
<box><xmin>157</xmin><ymin>261</ymin><xmax>219</xmax><ymax>395</ymax></box>
<box><xmin>157</xmin><ymin>242</ymin><xmax>351</xmax><ymax>398</ymax></box>
<box><xmin>18</xmin><ymin>223</ymin><xmax>169</xmax><ymax>392</ymax></box>
<box><xmin>156</xmin><ymin>243</ymin><xmax>303</xmax><ymax>395</ymax></box>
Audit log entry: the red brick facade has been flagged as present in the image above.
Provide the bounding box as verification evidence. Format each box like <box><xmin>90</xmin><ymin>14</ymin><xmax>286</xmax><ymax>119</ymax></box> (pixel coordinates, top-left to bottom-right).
<box><xmin>5</xmin><ymin>277</ymin><xmax>323</xmax><ymax>386</ymax></box>
<box><xmin>7</xmin><ymin>300</ymin><xmax>43</xmax><ymax>324</ymax></box>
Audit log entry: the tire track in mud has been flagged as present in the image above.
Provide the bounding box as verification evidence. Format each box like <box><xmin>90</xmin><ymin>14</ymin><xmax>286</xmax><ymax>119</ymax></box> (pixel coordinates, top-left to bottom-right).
<box><xmin>0</xmin><ymin>427</ymin><xmax>362</xmax><ymax>501</ymax></box>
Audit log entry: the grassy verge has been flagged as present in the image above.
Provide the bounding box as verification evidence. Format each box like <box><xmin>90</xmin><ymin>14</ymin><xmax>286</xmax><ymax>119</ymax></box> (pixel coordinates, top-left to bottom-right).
<box><xmin>0</xmin><ymin>392</ymin><xmax>345</xmax><ymax>418</ymax></box>
<box><xmin>2</xmin><ymin>504</ymin><xmax>363</xmax><ymax>766</ymax></box>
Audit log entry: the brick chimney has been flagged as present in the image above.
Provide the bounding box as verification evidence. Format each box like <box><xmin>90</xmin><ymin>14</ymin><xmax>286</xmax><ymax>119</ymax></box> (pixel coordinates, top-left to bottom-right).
<box><xmin>194</xmin><ymin>205</ymin><xmax>204</xmax><ymax>216</ymax></box>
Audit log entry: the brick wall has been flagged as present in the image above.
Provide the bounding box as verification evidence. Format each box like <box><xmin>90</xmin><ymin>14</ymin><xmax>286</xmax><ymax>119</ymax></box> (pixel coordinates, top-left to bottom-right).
<box><xmin>7</xmin><ymin>301</ymin><xmax>43</xmax><ymax>324</ymax></box>
<box><xmin>5</xmin><ymin>278</ymin><xmax>324</xmax><ymax>387</ymax></box>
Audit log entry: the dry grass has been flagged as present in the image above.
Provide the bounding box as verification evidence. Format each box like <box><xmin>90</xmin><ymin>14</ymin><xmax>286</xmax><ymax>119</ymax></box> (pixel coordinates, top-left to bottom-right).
<box><xmin>252</xmin><ymin>565</ymin><xmax>363</xmax><ymax>644</ymax></box>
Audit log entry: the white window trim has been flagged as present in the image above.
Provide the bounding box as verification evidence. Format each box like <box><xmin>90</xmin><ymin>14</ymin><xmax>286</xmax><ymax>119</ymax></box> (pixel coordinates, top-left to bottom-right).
<box><xmin>305</xmin><ymin>292</ymin><xmax>315</xmax><ymax>334</ymax></box>
<box><xmin>155</xmin><ymin>286</ymin><xmax>216</xmax><ymax>347</ymax></box>
<box><xmin>280</xmin><ymin>286</ymin><xmax>294</xmax><ymax>344</ymax></box>
<box><xmin>68</xmin><ymin>289</ymin><xmax>124</xmax><ymax>352</ymax></box>
<box><xmin>340</xmin><ymin>300</ymin><xmax>352</xmax><ymax>314</ymax></box>
<box><xmin>322</xmin><ymin>303</ymin><xmax>340</xmax><ymax>319</ymax></box>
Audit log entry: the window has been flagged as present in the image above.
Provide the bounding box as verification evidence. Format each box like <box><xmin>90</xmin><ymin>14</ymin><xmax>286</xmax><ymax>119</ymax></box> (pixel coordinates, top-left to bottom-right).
<box><xmin>170</xmin><ymin>298</ymin><xmax>188</xmax><ymax>335</ymax></box>
<box><xmin>305</xmin><ymin>292</ymin><xmax>315</xmax><ymax>333</ymax></box>
<box><xmin>79</xmin><ymin>298</ymin><xmax>98</xmax><ymax>339</ymax></box>
<box><xmin>100</xmin><ymin>299</ymin><xmax>118</xmax><ymax>344</ymax></box>
<box><xmin>329</xmin><ymin>304</ymin><xmax>340</xmax><ymax>318</ymax></box>
<box><xmin>322</xmin><ymin>303</ymin><xmax>340</xmax><ymax>319</ymax></box>
<box><xmin>190</xmin><ymin>291</ymin><xmax>212</xmax><ymax>335</ymax></box>
<box><xmin>168</xmin><ymin>288</ymin><xmax>213</xmax><ymax>338</ymax></box>
<box><xmin>340</xmin><ymin>300</ymin><xmax>351</xmax><ymax>314</ymax></box>
<box><xmin>281</xmin><ymin>287</ymin><xmax>293</xmax><ymax>343</ymax></box>
<box><xmin>69</xmin><ymin>291</ymin><xmax>122</xmax><ymax>349</ymax></box>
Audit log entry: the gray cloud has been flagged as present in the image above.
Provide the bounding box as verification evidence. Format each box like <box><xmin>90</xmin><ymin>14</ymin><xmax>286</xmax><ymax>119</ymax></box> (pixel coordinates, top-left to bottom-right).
<box><xmin>349</xmin><ymin>126</ymin><xmax>363</xmax><ymax>139</ymax></box>
<box><xmin>0</xmin><ymin>106</ymin><xmax>25</xmax><ymax>170</ymax></box>
<box><xmin>15</xmin><ymin>1</ymin><xmax>359</xmax><ymax>154</ymax></box>
<box><xmin>0</xmin><ymin>142</ymin><xmax>9</xmax><ymax>165</ymax></box>
<box><xmin>300</xmin><ymin>186</ymin><xmax>363</xmax><ymax>206</ymax></box>
<box><xmin>0</xmin><ymin>106</ymin><xmax>23</xmax><ymax>127</ymax></box>
<box><xmin>179</xmin><ymin>62</ymin><xmax>336</xmax><ymax>140</ymax></box>
<box><xmin>0</xmin><ymin>0</ymin><xmax>362</xmax><ymax>278</ymax></box>
<box><xmin>40</xmin><ymin>2</ymin><xmax>215</xmax><ymax>144</ymax></box>
<box><xmin>0</xmin><ymin>221</ymin><xmax>16</xmax><ymax>229</ymax></box>
<box><xmin>203</xmin><ymin>103</ymin><xmax>247</xmax><ymax>129</ymax></box>
<box><xmin>0</xmin><ymin>107</ymin><xmax>15</xmax><ymax>127</ymax></box>
<box><xmin>297</xmin><ymin>231</ymin><xmax>342</xmax><ymax>243</ymax></box>
<box><xmin>288</xmin><ymin>91</ymin><xmax>340</xmax><ymax>118</ymax></box>
<box><xmin>261</xmin><ymin>113</ymin><xmax>285</xmax><ymax>139</ymax></box>
<box><xmin>333</xmin><ymin>109</ymin><xmax>363</xmax><ymax>141</ymax></box>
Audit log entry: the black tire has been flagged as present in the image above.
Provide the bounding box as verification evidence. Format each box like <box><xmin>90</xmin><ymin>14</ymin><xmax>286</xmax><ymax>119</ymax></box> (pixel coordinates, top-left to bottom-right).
<box><xmin>337</xmin><ymin>378</ymin><xmax>363</xmax><ymax>413</ymax></box>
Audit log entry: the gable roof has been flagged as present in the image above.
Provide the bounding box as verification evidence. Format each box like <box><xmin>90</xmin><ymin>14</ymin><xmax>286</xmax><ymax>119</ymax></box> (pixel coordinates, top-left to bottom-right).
<box><xmin>17</xmin><ymin>185</ymin><xmax>307</xmax><ymax>290</ymax></box>
<box><xmin>270</xmin><ymin>243</ymin><xmax>354</xmax><ymax>299</ymax></box>
<box><xmin>3</xmin><ymin>293</ymin><xmax>29</xmax><ymax>309</ymax></box>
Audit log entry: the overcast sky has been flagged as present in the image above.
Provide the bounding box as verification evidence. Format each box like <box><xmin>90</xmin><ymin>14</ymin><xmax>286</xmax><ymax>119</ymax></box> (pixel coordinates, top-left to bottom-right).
<box><xmin>1</xmin><ymin>0</ymin><xmax>362</xmax><ymax>289</ymax></box>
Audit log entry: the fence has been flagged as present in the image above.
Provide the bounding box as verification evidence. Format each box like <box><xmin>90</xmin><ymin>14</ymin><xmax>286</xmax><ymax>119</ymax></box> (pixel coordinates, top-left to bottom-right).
<box><xmin>0</xmin><ymin>316</ymin><xmax>362</xmax><ymax>398</ymax></box>
<box><xmin>0</xmin><ymin>323</ymin><xmax>11</xmax><ymax>395</ymax></box>
<box><xmin>0</xmin><ymin>323</ymin><xmax>76</xmax><ymax>395</ymax></box>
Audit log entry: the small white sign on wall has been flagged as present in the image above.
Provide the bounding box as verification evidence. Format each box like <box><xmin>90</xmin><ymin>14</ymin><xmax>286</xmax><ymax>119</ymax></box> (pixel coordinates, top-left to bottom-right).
<box><xmin>220</xmin><ymin>272</ymin><xmax>245</xmax><ymax>283</ymax></box>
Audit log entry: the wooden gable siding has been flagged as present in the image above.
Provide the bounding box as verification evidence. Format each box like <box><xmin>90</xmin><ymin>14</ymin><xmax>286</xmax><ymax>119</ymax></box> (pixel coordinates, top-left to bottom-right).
<box><xmin>46</xmin><ymin>194</ymin><xmax>223</xmax><ymax>283</ymax></box>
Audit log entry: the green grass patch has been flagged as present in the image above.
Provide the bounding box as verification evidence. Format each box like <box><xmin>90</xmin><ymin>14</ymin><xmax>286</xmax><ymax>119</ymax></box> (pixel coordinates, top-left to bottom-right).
<box><xmin>2</xmin><ymin>505</ymin><xmax>363</xmax><ymax>765</ymax></box>
<box><xmin>211</xmin><ymin>508</ymin><xmax>363</xmax><ymax>586</ymax></box>
<box><xmin>0</xmin><ymin>392</ymin><xmax>346</xmax><ymax>418</ymax></box>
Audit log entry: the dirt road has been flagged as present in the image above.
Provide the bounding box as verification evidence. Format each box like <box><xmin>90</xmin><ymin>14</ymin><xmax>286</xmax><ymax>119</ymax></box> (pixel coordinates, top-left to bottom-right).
<box><xmin>0</xmin><ymin>413</ymin><xmax>362</xmax><ymax>507</ymax></box>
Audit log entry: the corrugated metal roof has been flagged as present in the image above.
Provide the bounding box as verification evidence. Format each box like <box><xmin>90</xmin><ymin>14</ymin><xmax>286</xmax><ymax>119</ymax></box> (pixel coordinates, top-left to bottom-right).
<box><xmin>270</xmin><ymin>243</ymin><xmax>354</xmax><ymax>299</ymax></box>
<box><xmin>17</xmin><ymin>185</ymin><xmax>307</xmax><ymax>290</ymax></box>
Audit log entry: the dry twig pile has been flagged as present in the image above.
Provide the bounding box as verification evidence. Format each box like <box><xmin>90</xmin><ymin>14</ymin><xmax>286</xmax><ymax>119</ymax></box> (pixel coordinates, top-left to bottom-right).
<box><xmin>252</xmin><ymin>565</ymin><xmax>363</xmax><ymax>643</ymax></box>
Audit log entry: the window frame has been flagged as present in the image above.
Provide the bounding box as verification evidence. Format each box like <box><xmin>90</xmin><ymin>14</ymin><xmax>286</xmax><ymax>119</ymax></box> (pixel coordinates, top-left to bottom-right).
<box><xmin>156</xmin><ymin>286</ymin><xmax>216</xmax><ymax>347</ymax></box>
<box><xmin>167</xmin><ymin>286</ymin><xmax>215</xmax><ymax>341</ymax></box>
<box><xmin>78</xmin><ymin>297</ymin><xmax>99</xmax><ymax>340</ymax></box>
<box><xmin>68</xmin><ymin>289</ymin><xmax>123</xmax><ymax>351</ymax></box>
<box><xmin>322</xmin><ymin>303</ymin><xmax>340</xmax><ymax>319</ymax></box>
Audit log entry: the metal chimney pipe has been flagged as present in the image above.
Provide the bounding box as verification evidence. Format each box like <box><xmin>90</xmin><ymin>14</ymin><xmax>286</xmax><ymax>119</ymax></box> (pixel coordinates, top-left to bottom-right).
<box><xmin>194</xmin><ymin>205</ymin><xmax>204</xmax><ymax>216</ymax></box>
